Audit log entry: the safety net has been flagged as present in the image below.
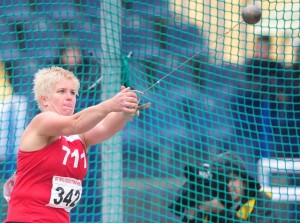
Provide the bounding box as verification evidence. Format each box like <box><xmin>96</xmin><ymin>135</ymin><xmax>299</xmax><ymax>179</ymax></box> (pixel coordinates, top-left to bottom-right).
<box><xmin>0</xmin><ymin>0</ymin><xmax>299</xmax><ymax>222</ymax></box>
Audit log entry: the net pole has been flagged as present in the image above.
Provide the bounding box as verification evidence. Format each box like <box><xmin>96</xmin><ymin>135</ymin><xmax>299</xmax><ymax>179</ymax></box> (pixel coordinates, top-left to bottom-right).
<box><xmin>100</xmin><ymin>1</ymin><xmax>123</xmax><ymax>222</ymax></box>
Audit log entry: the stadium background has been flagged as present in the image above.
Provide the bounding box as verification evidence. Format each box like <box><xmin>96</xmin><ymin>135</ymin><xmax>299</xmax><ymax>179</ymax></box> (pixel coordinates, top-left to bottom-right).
<box><xmin>0</xmin><ymin>0</ymin><xmax>299</xmax><ymax>222</ymax></box>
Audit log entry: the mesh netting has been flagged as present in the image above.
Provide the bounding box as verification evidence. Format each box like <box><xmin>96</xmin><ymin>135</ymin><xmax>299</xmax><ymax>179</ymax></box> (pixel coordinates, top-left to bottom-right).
<box><xmin>0</xmin><ymin>0</ymin><xmax>299</xmax><ymax>222</ymax></box>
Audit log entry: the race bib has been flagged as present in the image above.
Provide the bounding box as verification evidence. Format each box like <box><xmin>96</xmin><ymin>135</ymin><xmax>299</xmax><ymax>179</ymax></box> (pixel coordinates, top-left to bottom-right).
<box><xmin>47</xmin><ymin>176</ymin><xmax>82</xmax><ymax>212</ymax></box>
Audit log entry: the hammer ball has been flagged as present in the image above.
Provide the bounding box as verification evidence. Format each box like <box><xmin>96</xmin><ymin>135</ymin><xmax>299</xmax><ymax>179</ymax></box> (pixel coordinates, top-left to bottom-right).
<box><xmin>242</xmin><ymin>5</ymin><xmax>262</xmax><ymax>25</ymax></box>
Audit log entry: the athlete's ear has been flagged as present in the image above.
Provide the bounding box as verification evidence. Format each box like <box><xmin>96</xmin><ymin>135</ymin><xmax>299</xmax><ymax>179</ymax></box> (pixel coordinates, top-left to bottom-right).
<box><xmin>41</xmin><ymin>95</ymin><xmax>48</xmax><ymax>106</ymax></box>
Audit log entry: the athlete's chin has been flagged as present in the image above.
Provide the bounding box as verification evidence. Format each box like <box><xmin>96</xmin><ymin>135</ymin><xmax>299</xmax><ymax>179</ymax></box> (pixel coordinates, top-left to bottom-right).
<box><xmin>62</xmin><ymin>109</ymin><xmax>74</xmax><ymax>116</ymax></box>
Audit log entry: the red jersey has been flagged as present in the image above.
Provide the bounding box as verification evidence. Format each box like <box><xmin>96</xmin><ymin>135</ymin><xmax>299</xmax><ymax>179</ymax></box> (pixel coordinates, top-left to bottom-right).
<box><xmin>5</xmin><ymin>135</ymin><xmax>88</xmax><ymax>223</ymax></box>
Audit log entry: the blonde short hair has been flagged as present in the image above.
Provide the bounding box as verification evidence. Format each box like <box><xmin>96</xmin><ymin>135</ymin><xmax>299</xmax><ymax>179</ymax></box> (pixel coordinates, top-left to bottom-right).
<box><xmin>33</xmin><ymin>66</ymin><xmax>80</xmax><ymax>110</ymax></box>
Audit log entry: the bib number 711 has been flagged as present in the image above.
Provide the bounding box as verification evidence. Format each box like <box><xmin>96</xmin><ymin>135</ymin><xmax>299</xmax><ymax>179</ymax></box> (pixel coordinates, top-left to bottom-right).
<box><xmin>62</xmin><ymin>146</ymin><xmax>87</xmax><ymax>169</ymax></box>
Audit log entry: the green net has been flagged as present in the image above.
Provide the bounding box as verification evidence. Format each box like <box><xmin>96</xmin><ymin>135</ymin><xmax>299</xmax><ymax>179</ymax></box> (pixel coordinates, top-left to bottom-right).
<box><xmin>0</xmin><ymin>0</ymin><xmax>299</xmax><ymax>222</ymax></box>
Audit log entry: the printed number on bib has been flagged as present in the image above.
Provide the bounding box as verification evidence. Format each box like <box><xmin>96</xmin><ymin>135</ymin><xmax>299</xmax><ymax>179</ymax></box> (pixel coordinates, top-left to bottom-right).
<box><xmin>47</xmin><ymin>176</ymin><xmax>82</xmax><ymax>212</ymax></box>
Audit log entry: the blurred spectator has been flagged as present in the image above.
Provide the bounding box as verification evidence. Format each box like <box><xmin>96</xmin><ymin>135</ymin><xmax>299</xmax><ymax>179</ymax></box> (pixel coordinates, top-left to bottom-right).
<box><xmin>209</xmin><ymin>152</ymin><xmax>279</xmax><ymax>222</ymax></box>
<box><xmin>50</xmin><ymin>40</ymin><xmax>101</xmax><ymax>110</ymax></box>
<box><xmin>230</xmin><ymin>35</ymin><xmax>286</xmax><ymax>175</ymax></box>
<box><xmin>231</xmin><ymin>35</ymin><xmax>300</xmax><ymax>222</ymax></box>
<box><xmin>0</xmin><ymin>60</ymin><xmax>28</xmax><ymax>179</ymax></box>
<box><xmin>284</xmin><ymin>42</ymin><xmax>300</xmax><ymax>222</ymax></box>
<box><xmin>169</xmin><ymin>152</ymin><xmax>279</xmax><ymax>222</ymax></box>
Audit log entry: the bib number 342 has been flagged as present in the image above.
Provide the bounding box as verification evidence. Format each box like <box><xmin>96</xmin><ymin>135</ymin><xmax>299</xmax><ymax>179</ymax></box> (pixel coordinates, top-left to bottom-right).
<box><xmin>47</xmin><ymin>176</ymin><xmax>82</xmax><ymax>212</ymax></box>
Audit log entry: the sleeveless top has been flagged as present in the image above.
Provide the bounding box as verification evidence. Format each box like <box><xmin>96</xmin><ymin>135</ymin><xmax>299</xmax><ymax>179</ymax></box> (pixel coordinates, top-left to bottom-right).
<box><xmin>5</xmin><ymin>135</ymin><xmax>88</xmax><ymax>223</ymax></box>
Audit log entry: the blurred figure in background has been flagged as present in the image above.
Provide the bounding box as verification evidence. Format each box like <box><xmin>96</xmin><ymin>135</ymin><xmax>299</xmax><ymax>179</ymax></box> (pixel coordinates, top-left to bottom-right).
<box><xmin>0</xmin><ymin>60</ymin><xmax>28</xmax><ymax>219</ymax></box>
<box><xmin>285</xmin><ymin>40</ymin><xmax>300</xmax><ymax>222</ymax></box>
<box><xmin>51</xmin><ymin>40</ymin><xmax>101</xmax><ymax>110</ymax></box>
<box><xmin>0</xmin><ymin>60</ymin><xmax>28</xmax><ymax>178</ymax></box>
<box><xmin>168</xmin><ymin>152</ymin><xmax>279</xmax><ymax>222</ymax></box>
<box><xmin>208</xmin><ymin>152</ymin><xmax>279</xmax><ymax>223</ymax></box>
<box><xmin>232</xmin><ymin>34</ymin><xmax>300</xmax><ymax>222</ymax></box>
<box><xmin>230</xmin><ymin>35</ymin><xmax>286</xmax><ymax>176</ymax></box>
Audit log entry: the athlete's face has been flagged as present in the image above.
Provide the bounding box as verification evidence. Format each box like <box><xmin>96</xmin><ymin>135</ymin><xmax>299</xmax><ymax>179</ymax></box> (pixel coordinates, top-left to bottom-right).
<box><xmin>45</xmin><ymin>79</ymin><xmax>77</xmax><ymax>116</ymax></box>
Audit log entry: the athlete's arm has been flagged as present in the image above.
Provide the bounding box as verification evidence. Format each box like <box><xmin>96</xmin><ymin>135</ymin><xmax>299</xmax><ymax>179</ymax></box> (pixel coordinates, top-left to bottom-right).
<box><xmin>20</xmin><ymin>87</ymin><xmax>138</xmax><ymax>151</ymax></box>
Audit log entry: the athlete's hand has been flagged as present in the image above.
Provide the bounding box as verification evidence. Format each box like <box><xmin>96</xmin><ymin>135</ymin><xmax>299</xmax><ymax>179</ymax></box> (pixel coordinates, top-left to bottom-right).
<box><xmin>108</xmin><ymin>86</ymin><xmax>138</xmax><ymax>114</ymax></box>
